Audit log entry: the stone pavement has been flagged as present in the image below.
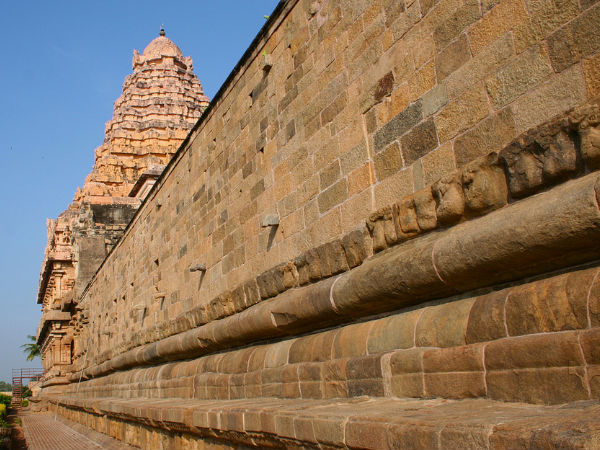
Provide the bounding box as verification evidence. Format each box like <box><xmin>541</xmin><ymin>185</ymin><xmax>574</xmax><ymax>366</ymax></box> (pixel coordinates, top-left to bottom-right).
<box><xmin>20</xmin><ymin>411</ymin><xmax>134</xmax><ymax>450</ymax></box>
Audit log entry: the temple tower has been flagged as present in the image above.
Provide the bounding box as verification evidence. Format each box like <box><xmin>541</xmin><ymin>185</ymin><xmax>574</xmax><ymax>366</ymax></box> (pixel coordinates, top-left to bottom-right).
<box><xmin>76</xmin><ymin>29</ymin><xmax>210</xmax><ymax>201</ymax></box>
<box><xmin>36</xmin><ymin>30</ymin><xmax>209</xmax><ymax>384</ymax></box>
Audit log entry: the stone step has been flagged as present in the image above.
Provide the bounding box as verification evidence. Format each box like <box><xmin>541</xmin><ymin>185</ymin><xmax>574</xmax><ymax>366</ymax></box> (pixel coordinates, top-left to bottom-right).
<box><xmin>49</xmin><ymin>395</ymin><xmax>600</xmax><ymax>449</ymax></box>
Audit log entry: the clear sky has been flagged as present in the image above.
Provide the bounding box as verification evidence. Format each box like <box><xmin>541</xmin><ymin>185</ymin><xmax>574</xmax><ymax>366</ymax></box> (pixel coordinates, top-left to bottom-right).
<box><xmin>0</xmin><ymin>1</ymin><xmax>280</xmax><ymax>384</ymax></box>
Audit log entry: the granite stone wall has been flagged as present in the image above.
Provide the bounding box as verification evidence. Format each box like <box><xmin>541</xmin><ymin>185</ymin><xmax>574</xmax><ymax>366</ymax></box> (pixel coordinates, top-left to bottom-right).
<box><xmin>40</xmin><ymin>0</ymin><xmax>600</xmax><ymax>448</ymax></box>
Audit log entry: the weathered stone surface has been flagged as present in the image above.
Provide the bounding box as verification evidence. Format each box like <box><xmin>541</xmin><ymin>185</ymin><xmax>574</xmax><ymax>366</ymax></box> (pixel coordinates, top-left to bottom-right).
<box><xmin>505</xmin><ymin>269</ymin><xmax>593</xmax><ymax>335</ymax></box>
<box><xmin>366</xmin><ymin>206</ymin><xmax>398</xmax><ymax>252</ymax></box>
<box><xmin>413</xmin><ymin>186</ymin><xmax>437</xmax><ymax>231</ymax></box>
<box><xmin>396</xmin><ymin>196</ymin><xmax>420</xmax><ymax>237</ymax></box>
<box><xmin>400</xmin><ymin>119</ymin><xmax>439</xmax><ymax>165</ymax></box>
<box><xmin>367</xmin><ymin>309</ymin><xmax>421</xmax><ymax>354</ymax></box>
<box><xmin>485</xmin><ymin>332</ymin><xmax>588</xmax><ymax>404</ymax></box>
<box><xmin>546</xmin><ymin>4</ymin><xmax>600</xmax><ymax>72</ymax></box>
<box><xmin>511</xmin><ymin>64</ymin><xmax>586</xmax><ymax>135</ymax></box>
<box><xmin>374</xmin><ymin>101</ymin><xmax>423</xmax><ymax>153</ymax></box>
<box><xmin>49</xmin><ymin>396</ymin><xmax>600</xmax><ymax>450</ymax></box>
<box><xmin>485</xmin><ymin>44</ymin><xmax>553</xmax><ymax>108</ymax></box>
<box><xmin>416</xmin><ymin>299</ymin><xmax>476</xmax><ymax>348</ymax></box>
<box><xmin>340</xmin><ymin>227</ymin><xmax>371</xmax><ymax>268</ymax></box>
<box><xmin>461</xmin><ymin>152</ymin><xmax>508</xmax><ymax>215</ymax></box>
<box><xmin>581</xmin><ymin>126</ymin><xmax>600</xmax><ymax>170</ymax></box>
<box><xmin>35</xmin><ymin>1</ymin><xmax>600</xmax><ymax>447</ymax></box>
<box><xmin>454</xmin><ymin>108</ymin><xmax>515</xmax><ymax>168</ymax></box>
<box><xmin>432</xmin><ymin>172</ymin><xmax>465</xmax><ymax>225</ymax></box>
<box><xmin>500</xmin><ymin>119</ymin><xmax>579</xmax><ymax>198</ymax></box>
<box><xmin>434</xmin><ymin>173</ymin><xmax>600</xmax><ymax>291</ymax></box>
<box><xmin>436</xmin><ymin>34</ymin><xmax>472</xmax><ymax>81</ymax></box>
<box><xmin>389</xmin><ymin>348</ymin><xmax>426</xmax><ymax>397</ymax></box>
<box><xmin>424</xmin><ymin>345</ymin><xmax>486</xmax><ymax>399</ymax></box>
<box><xmin>465</xmin><ymin>290</ymin><xmax>508</xmax><ymax>344</ymax></box>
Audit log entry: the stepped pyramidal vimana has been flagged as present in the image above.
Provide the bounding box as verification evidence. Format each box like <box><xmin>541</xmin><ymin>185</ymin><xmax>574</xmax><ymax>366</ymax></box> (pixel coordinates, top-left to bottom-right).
<box><xmin>34</xmin><ymin>0</ymin><xmax>600</xmax><ymax>448</ymax></box>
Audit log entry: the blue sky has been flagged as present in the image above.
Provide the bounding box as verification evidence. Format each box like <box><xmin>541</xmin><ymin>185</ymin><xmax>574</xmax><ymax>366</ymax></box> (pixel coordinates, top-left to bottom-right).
<box><xmin>0</xmin><ymin>1</ymin><xmax>279</xmax><ymax>383</ymax></box>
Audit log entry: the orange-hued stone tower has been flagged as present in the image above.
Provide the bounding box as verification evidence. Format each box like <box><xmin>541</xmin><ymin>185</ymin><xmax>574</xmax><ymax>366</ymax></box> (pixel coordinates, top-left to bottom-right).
<box><xmin>75</xmin><ymin>29</ymin><xmax>209</xmax><ymax>202</ymax></box>
<box><xmin>36</xmin><ymin>30</ymin><xmax>209</xmax><ymax>383</ymax></box>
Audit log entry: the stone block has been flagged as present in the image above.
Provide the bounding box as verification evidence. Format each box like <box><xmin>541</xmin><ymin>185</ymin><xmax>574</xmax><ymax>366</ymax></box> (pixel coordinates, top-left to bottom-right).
<box><xmin>505</xmin><ymin>123</ymin><xmax>579</xmax><ymax>199</ymax></box>
<box><xmin>264</xmin><ymin>340</ymin><xmax>294</xmax><ymax>368</ymax></box>
<box><xmin>580</xmin><ymin>126</ymin><xmax>600</xmax><ymax>170</ymax></box>
<box><xmin>257</xmin><ymin>269</ymin><xmax>283</xmax><ymax>300</ymax></box>
<box><xmin>434</xmin><ymin>0</ymin><xmax>481</xmax><ymax>49</ymax></box>
<box><xmin>347</xmin><ymin>163</ymin><xmax>372</xmax><ymax>198</ymax></box>
<box><xmin>588</xmin><ymin>270</ymin><xmax>600</xmax><ymax>327</ymax></box>
<box><xmin>374</xmin><ymin>142</ymin><xmax>404</xmax><ymax>181</ymax></box>
<box><xmin>320</xmin><ymin>160</ymin><xmax>342</xmax><ymax>191</ymax></box>
<box><xmin>294</xmin><ymin>417</ymin><xmax>318</xmax><ymax>444</ymax></box>
<box><xmin>461</xmin><ymin>152</ymin><xmax>508</xmax><ymax>216</ymax></box>
<box><xmin>333</xmin><ymin>322</ymin><xmax>371</xmax><ymax>358</ymax></box>
<box><xmin>490</xmin><ymin>413</ymin><xmax>600</xmax><ymax>449</ymax></box>
<box><xmin>486</xmin><ymin>367</ymin><xmax>589</xmax><ymax>404</ymax></box>
<box><xmin>432</xmin><ymin>172</ymin><xmax>465</xmax><ymax>225</ymax></box>
<box><xmin>505</xmin><ymin>269</ymin><xmax>592</xmax><ymax>336</ymax></box>
<box><xmin>408</xmin><ymin>62</ymin><xmax>436</xmax><ymax>101</ymax></box>
<box><xmin>579</xmin><ymin>328</ymin><xmax>600</xmax><ymax>365</ymax></box>
<box><xmin>512</xmin><ymin>64</ymin><xmax>586</xmax><ymax>135</ymax></box>
<box><xmin>366</xmin><ymin>206</ymin><xmax>398</xmax><ymax>252</ymax></box>
<box><xmin>413</xmin><ymin>186</ymin><xmax>437</xmax><ymax>231</ymax></box>
<box><xmin>445</xmin><ymin>33</ymin><xmax>514</xmax><ymax>99</ymax></box>
<box><xmin>421</xmin><ymin>142</ymin><xmax>456</xmax><ymax>186</ymax></box>
<box><xmin>423</xmin><ymin>344</ymin><xmax>485</xmax><ymax>373</ymax></box>
<box><xmin>288</xmin><ymin>330</ymin><xmax>335</xmax><ymax>363</ymax></box>
<box><xmin>484</xmin><ymin>332</ymin><xmax>585</xmax><ymax>381</ymax></box>
<box><xmin>546</xmin><ymin>4</ymin><xmax>600</xmax><ymax>72</ymax></box>
<box><xmin>389</xmin><ymin>348</ymin><xmax>426</xmax><ymax>397</ymax></box>
<box><xmin>436</xmin><ymin>34</ymin><xmax>472</xmax><ymax>81</ymax></box>
<box><xmin>294</xmin><ymin>249</ymin><xmax>322</xmax><ymax>285</ymax></box>
<box><xmin>313</xmin><ymin>417</ymin><xmax>345</xmax><ymax>447</ymax></box>
<box><xmin>374</xmin><ymin>71</ymin><xmax>395</xmax><ymax>103</ymax></box>
<box><xmin>230</xmin><ymin>285</ymin><xmax>246</xmax><ymax>312</ymax></box>
<box><xmin>298</xmin><ymin>364</ymin><xmax>323</xmax><ymax>399</ymax></box>
<box><xmin>396</xmin><ymin>196</ymin><xmax>420</xmax><ymax>238</ymax></box>
<box><xmin>583</xmin><ymin>53</ymin><xmax>600</xmax><ymax>98</ymax></box>
<box><xmin>485</xmin><ymin>44</ymin><xmax>553</xmax><ymax>108</ymax></box>
<box><xmin>425</xmin><ymin>372</ymin><xmax>486</xmax><ymax>399</ymax></box>
<box><xmin>454</xmin><ymin>108</ymin><xmax>515</xmax><ymax>168</ymax></box>
<box><xmin>465</xmin><ymin>290</ymin><xmax>508</xmax><ymax>344</ymax></box>
<box><xmin>421</xmin><ymin>84</ymin><xmax>448</xmax><ymax>117</ymax></box>
<box><xmin>467</xmin><ymin>0</ymin><xmax>528</xmax><ymax>55</ymax></box>
<box><xmin>389</xmin><ymin>422</ymin><xmax>441</xmax><ymax>450</ymax></box>
<box><xmin>423</xmin><ymin>345</ymin><xmax>486</xmax><ymax>399</ymax></box>
<box><xmin>400</xmin><ymin>119</ymin><xmax>439</xmax><ymax>165</ymax></box>
<box><xmin>341</xmin><ymin>142</ymin><xmax>369</xmax><ymax>175</ymax></box>
<box><xmin>341</xmin><ymin>227</ymin><xmax>371</xmax><ymax>268</ymax></box>
<box><xmin>513</xmin><ymin>0</ymin><xmax>580</xmax><ymax>53</ymax></box>
<box><xmin>346</xmin><ymin>354</ymin><xmax>383</xmax><ymax>380</ymax></box>
<box><xmin>316</xmin><ymin>240</ymin><xmax>349</xmax><ymax>277</ymax></box>
<box><xmin>373</xmin><ymin>101</ymin><xmax>423</xmax><ymax>153</ymax></box>
<box><xmin>345</xmin><ymin>420</ymin><xmax>390</xmax><ymax>450</ymax></box>
<box><xmin>242</xmin><ymin>279</ymin><xmax>261</xmax><ymax>308</ymax></box>
<box><xmin>346</xmin><ymin>355</ymin><xmax>384</xmax><ymax>396</ymax></box>
<box><xmin>435</xmin><ymin>87</ymin><xmax>489</xmax><ymax>142</ymax></box>
<box><xmin>415</xmin><ymin>298</ymin><xmax>476</xmax><ymax>348</ymax></box>
<box><xmin>367</xmin><ymin>309</ymin><xmax>421</xmax><ymax>354</ymax></box>
<box><xmin>323</xmin><ymin>359</ymin><xmax>348</xmax><ymax>398</ymax></box>
<box><xmin>318</xmin><ymin>178</ymin><xmax>348</xmax><ymax>213</ymax></box>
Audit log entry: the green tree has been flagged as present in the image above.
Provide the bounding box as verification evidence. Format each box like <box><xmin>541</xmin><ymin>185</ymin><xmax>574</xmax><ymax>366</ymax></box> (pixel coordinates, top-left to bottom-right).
<box><xmin>0</xmin><ymin>382</ymin><xmax>10</xmax><ymax>392</ymax></box>
<box><xmin>21</xmin><ymin>335</ymin><xmax>40</xmax><ymax>361</ymax></box>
